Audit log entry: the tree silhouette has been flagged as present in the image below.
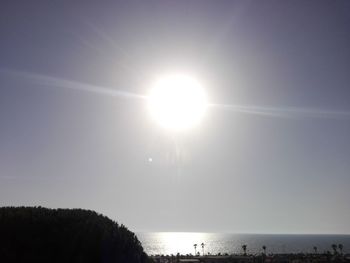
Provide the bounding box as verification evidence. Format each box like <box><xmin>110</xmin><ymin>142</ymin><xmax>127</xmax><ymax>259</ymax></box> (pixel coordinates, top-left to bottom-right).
<box><xmin>331</xmin><ymin>244</ymin><xmax>338</xmax><ymax>255</ymax></box>
<box><xmin>201</xmin><ymin>243</ymin><xmax>205</xmax><ymax>256</ymax></box>
<box><xmin>313</xmin><ymin>246</ymin><xmax>317</xmax><ymax>254</ymax></box>
<box><xmin>262</xmin><ymin>245</ymin><xmax>266</xmax><ymax>255</ymax></box>
<box><xmin>338</xmin><ymin>244</ymin><xmax>343</xmax><ymax>255</ymax></box>
<box><xmin>193</xmin><ymin>244</ymin><xmax>197</xmax><ymax>256</ymax></box>
<box><xmin>242</xmin><ymin>244</ymin><xmax>247</xmax><ymax>256</ymax></box>
<box><xmin>0</xmin><ymin>206</ymin><xmax>150</xmax><ymax>263</ymax></box>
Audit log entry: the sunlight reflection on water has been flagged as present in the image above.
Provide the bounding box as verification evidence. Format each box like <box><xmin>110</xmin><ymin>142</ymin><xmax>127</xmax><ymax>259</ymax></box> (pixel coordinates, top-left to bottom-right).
<box><xmin>138</xmin><ymin>232</ymin><xmax>350</xmax><ymax>256</ymax></box>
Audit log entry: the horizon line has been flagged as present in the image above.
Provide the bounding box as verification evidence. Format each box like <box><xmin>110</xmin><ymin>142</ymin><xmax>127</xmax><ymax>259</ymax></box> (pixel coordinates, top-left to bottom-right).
<box><xmin>134</xmin><ymin>231</ymin><xmax>350</xmax><ymax>236</ymax></box>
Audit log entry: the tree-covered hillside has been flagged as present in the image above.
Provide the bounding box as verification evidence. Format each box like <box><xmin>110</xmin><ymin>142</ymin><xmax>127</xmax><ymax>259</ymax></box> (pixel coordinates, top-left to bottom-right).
<box><xmin>0</xmin><ymin>206</ymin><xmax>151</xmax><ymax>263</ymax></box>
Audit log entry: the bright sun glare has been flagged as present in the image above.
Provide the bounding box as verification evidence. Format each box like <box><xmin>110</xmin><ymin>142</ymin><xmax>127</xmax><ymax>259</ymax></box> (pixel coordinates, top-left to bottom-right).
<box><xmin>148</xmin><ymin>74</ymin><xmax>208</xmax><ymax>131</ymax></box>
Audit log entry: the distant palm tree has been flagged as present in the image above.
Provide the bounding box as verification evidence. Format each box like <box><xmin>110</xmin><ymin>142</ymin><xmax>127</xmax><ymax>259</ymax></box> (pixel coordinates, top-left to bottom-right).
<box><xmin>338</xmin><ymin>244</ymin><xmax>343</xmax><ymax>255</ymax></box>
<box><xmin>242</xmin><ymin>244</ymin><xmax>247</xmax><ymax>256</ymax></box>
<box><xmin>331</xmin><ymin>244</ymin><xmax>338</xmax><ymax>255</ymax></box>
<box><xmin>262</xmin><ymin>245</ymin><xmax>266</xmax><ymax>254</ymax></box>
<box><xmin>193</xmin><ymin>244</ymin><xmax>197</xmax><ymax>256</ymax></box>
<box><xmin>201</xmin><ymin>243</ymin><xmax>205</xmax><ymax>256</ymax></box>
<box><xmin>313</xmin><ymin>246</ymin><xmax>317</xmax><ymax>254</ymax></box>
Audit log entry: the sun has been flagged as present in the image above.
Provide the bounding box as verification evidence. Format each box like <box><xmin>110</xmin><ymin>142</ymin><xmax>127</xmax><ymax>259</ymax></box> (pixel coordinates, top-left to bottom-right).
<box><xmin>148</xmin><ymin>74</ymin><xmax>208</xmax><ymax>131</ymax></box>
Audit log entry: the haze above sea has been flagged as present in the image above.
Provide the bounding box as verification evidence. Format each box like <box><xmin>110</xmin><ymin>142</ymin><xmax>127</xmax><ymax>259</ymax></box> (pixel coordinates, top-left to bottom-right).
<box><xmin>137</xmin><ymin>232</ymin><xmax>350</xmax><ymax>256</ymax></box>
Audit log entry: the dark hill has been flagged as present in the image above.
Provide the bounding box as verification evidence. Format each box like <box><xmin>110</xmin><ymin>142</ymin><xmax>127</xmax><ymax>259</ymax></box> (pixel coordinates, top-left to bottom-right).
<box><xmin>0</xmin><ymin>206</ymin><xmax>151</xmax><ymax>263</ymax></box>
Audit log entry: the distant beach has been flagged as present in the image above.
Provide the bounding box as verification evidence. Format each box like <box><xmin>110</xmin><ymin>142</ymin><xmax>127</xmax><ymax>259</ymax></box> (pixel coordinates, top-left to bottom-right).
<box><xmin>138</xmin><ymin>232</ymin><xmax>350</xmax><ymax>256</ymax></box>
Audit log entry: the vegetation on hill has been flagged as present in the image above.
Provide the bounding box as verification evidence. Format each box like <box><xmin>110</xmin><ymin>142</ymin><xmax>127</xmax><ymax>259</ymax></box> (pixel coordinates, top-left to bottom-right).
<box><xmin>0</xmin><ymin>206</ymin><xmax>151</xmax><ymax>263</ymax></box>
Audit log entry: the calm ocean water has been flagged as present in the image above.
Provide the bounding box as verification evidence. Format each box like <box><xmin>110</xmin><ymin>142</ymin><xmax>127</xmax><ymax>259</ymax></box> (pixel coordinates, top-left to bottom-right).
<box><xmin>137</xmin><ymin>232</ymin><xmax>350</xmax><ymax>255</ymax></box>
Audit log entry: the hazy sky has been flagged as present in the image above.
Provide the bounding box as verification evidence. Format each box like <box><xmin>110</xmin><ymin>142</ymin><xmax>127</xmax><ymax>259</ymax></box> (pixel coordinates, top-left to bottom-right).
<box><xmin>1</xmin><ymin>1</ymin><xmax>350</xmax><ymax>234</ymax></box>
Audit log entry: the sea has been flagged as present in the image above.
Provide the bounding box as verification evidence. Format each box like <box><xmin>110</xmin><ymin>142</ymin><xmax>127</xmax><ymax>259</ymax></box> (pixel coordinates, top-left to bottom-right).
<box><xmin>137</xmin><ymin>232</ymin><xmax>350</xmax><ymax>256</ymax></box>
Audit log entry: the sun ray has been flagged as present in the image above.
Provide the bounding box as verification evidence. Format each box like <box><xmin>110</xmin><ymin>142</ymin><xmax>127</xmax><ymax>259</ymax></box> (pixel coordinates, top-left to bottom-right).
<box><xmin>2</xmin><ymin>68</ymin><xmax>349</xmax><ymax>121</ymax></box>
<box><xmin>209</xmin><ymin>103</ymin><xmax>350</xmax><ymax>120</ymax></box>
<box><xmin>0</xmin><ymin>69</ymin><xmax>145</xmax><ymax>99</ymax></box>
